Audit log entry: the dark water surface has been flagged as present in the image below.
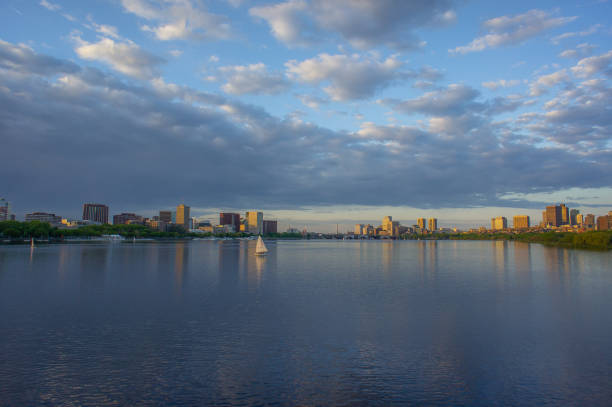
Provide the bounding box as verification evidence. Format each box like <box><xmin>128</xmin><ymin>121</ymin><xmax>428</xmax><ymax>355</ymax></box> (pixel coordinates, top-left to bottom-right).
<box><xmin>1</xmin><ymin>240</ymin><xmax>611</xmax><ymax>406</ymax></box>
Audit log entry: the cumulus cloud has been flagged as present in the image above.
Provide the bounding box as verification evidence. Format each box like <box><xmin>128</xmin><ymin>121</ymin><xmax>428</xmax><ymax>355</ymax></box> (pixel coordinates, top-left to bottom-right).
<box><xmin>529</xmin><ymin>69</ymin><xmax>570</xmax><ymax>96</ymax></box>
<box><xmin>121</xmin><ymin>0</ymin><xmax>231</xmax><ymax>41</ymax></box>
<box><xmin>73</xmin><ymin>36</ymin><xmax>165</xmax><ymax>79</ymax></box>
<box><xmin>218</xmin><ymin>63</ymin><xmax>290</xmax><ymax>95</ymax></box>
<box><xmin>1</xmin><ymin>40</ymin><xmax>611</xmax><ymax>216</ymax></box>
<box><xmin>286</xmin><ymin>53</ymin><xmax>405</xmax><ymax>101</ymax></box>
<box><xmin>451</xmin><ymin>9</ymin><xmax>576</xmax><ymax>54</ymax></box>
<box><xmin>250</xmin><ymin>0</ymin><xmax>457</xmax><ymax>50</ymax></box>
<box><xmin>482</xmin><ymin>79</ymin><xmax>521</xmax><ymax>91</ymax></box>
<box><xmin>571</xmin><ymin>50</ymin><xmax>612</xmax><ymax>78</ymax></box>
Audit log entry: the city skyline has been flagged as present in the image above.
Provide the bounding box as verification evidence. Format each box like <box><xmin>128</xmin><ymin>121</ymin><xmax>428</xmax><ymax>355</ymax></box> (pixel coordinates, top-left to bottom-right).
<box><xmin>1</xmin><ymin>1</ymin><xmax>612</xmax><ymax>230</ymax></box>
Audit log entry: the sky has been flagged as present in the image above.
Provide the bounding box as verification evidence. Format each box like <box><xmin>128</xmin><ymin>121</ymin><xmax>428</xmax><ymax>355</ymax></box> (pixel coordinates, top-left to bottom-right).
<box><xmin>1</xmin><ymin>0</ymin><xmax>611</xmax><ymax>232</ymax></box>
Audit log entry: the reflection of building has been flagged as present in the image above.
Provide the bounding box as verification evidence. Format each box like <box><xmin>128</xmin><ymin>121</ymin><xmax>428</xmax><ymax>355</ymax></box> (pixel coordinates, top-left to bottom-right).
<box><xmin>417</xmin><ymin>218</ymin><xmax>427</xmax><ymax>230</ymax></box>
<box><xmin>25</xmin><ymin>212</ymin><xmax>62</xmax><ymax>225</ymax></box>
<box><xmin>428</xmin><ymin>218</ymin><xmax>438</xmax><ymax>231</ymax></box>
<box><xmin>159</xmin><ymin>210</ymin><xmax>172</xmax><ymax>223</ymax></box>
<box><xmin>113</xmin><ymin>213</ymin><xmax>144</xmax><ymax>225</ymax></box>
<box><xmin>246</xmin><ymin>211</ymin><xmax>263</xmax><ymax>234</ymax></box>
<box><xmin>491</xmin><ymin>216</ymin><xmax>507</xmax><ymax>230</ymax></box>
<box><xmin>82</xmin><ymin>203</ymin><xmax>108</xmax><ymax>224</ymax></box>
<box><xmin>0</xmin><ymin>198</ymin><xmax>9</xmax><ymax>221</ymax></box>
<box><xmin>176</xmin><ymin>204</ymin><xmax>190</xmax><ymax>229</ymax></box>
<box><xmin>263</xmin><ymin>220</ymin><xmax>277</xmax><ymax>234</ymax></box>
<box><xmin>220</xmin><ymin>212</ymin><xmax>241</xmax><ymax>232</ymax></box>
<box><xmin>513</xmin><ymin>215</ymin><xmax>530</xmax><ymax>229</ymax></box>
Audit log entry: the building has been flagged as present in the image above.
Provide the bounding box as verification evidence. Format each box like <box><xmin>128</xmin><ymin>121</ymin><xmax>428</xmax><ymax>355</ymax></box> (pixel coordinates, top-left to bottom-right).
<box><xmin>220</xmin><ymin>212</ymin><xmax>241</xmax><ymax>232</ymax></box>
<box><xmin>82</xmin><ymin>203</ymin><xmax>108</xmax><ymax>224</ymax></box>
<box><xmin>544</xmin><ymin>205</ymin><xmax>562</xmax><ymax>227</ymax></box>
<box><xmin>263</xmin><ymin>220</ymin><xmax>278</xmax><ymax>234</ymax></box>
<box><xmin>159</xmin><ymin>210</ymin><xmax>172</xmax><ymax>223</ymax></box>
<box><xmin>584</xmin><ymin>214</ymin><xmax>595</xmax><ymax>229</ymax></box>
<box><xmin>570</xmin><ymin>209</ymin><xmax>580</xmax><ymax>225</ymax></box>
<box><xmin>513</xmin><ymin>215</ymin><xmax>530</xmax><ymax>229</ymax></box>
<box><xmin>355</xmin><ymin>224</ymin><xmax>364</xmax><ymax>235</ymax></box>
<box><xmin>596</xmin><ymin>215</ymin><xmax>609</xmax><ymax>231</ymax></box>
<box><xmin>609</xmin><ymin>211</ymin><xmax>612</xmax><ymax>230</ymax></box>
<box><xmin>25</xmin><ymin>212</ymin><xmax>62</xmax><ymax>225</ymax></box>
<box><xmin>113</xmin><ymin>213</ymin><xmax>144</xmax><ymax>225</ymax></box>
<box><xmin>246</xmin><ymin>211</ymin><xmax>263</xmax><ymax>234</ymax></box>
<box><xmin>417</xmin><ymin>218</ymin><xmax>427</xmax><ymax>230</ymax></box>
<box><xmin>0</xmin><ymin>198</ymin><xmax>9</xmax><ymax>221</ymax></box>
<box><xmin>428</xmin><ymin>218</ymin><xmax>438</xmax><ymax>231</ymax></box>
<box><xmin>576</xmin><ymin>213</ymin><xmax>584</xmax><ymax>226</ymax></box>
<box><xmin>176</xmin><ymin>204</ymin><xmax>190</xmax><ymax>229</ymax></box>
<box><xmin>491</xmin><ymin>216</ymin><xmax>508</xmax><ymax>230</ymax></box>
<box><xmin>560</xmin><ymin>204</ymin><xmax>570</xmax><ymax>225</ymax></box>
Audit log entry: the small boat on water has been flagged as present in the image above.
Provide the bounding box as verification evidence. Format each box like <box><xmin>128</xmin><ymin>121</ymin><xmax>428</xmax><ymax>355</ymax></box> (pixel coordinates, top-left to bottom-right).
<box><xmin>255</xmin><ymin>235</ymin><xmax>268</xmax><ymax>256</ymax></box>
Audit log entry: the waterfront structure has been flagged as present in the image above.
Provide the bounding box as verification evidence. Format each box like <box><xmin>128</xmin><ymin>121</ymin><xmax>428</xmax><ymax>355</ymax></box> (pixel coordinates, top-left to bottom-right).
<box><xmin>82</xmin><ymin>203</ymin><xmax>108</xmax><ymax>224</ymax></box>
<box><xmin>596</xmin><ymin>215</ymin><xmax>609</xmax><ymax>231</ymax></box>
<box><xmin>491</xmin><ymin>216</ymin><xmax>507</xmax><ymax>230</ymax></box>
<box><xmin>0</xmin><ymin>198</ymin><xmax>9</xmax><ymax>221</ymax></box>
<box><xmin>176</xmin><ymin>204</ymin><xmax>190</xmax><ymax>229</ymax></box>
<box><xmin>417</xmin><ymin>218</ymin><xmax>427</xmax><ymax>230</ymax></box>
<box><xmin>113</xmin><ymin>213</ymin><xmax>144</xmax><ymax>225</ymax></box>
<box><xmin>220</xmin><ymin>212</ymin><xmax>241</xmax><ymax>232</ymax></box>
<box><xmin>25</xmin><ymin>212</ymin><xmax>62</xmax><ymax>225</ymax></box>
<box><xmin>263</xmin><ymin>220</ymin><xmax>278</xmax><ymax>234</ymax></box>
<box><xmin>428</xmin><ymin>218</ymin><xmax>438</xmax><ymax>231</ymax></box>
<box><xmin>159</xmin><ymin>210</ymin><xmax>172</xmax><ymax>223</ymax></box>
<box><xmin>513</xmin><ymin>215</ymin><xmax>530</xmax><ymax>229</ymax></box>
<box><xmin>246</xmin><ymin>211</ymin><xmax>263</xmax><ymax>234</ymax></box>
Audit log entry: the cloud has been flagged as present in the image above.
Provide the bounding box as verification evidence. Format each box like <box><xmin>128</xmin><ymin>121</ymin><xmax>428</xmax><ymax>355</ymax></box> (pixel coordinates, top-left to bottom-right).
<box><xmin>121</xmin><ymin>0</ymin><xmax>231</xmax><ymax>41</ymax></box>
<box><xmin>1</xmin><ymin>40</ymin><xmax>611</xmax><ymax>217</ymax></box>
<box><xmin>551</xmin><ymin>24</ymin><xmax>602</xmax><ymax>44</ymax></box>
<box><xmin>218</xmin><ymin>63</ymin><xmax>290</xmax><ymax>95</ymax></box>
<box><xmin>85</xmin><ymin>16</ymin><xmax>121</xmax><ymax>39</ymax></box>
<box><xmin>40</xmin><ymin>0</ymin><xmax>61</xmax><ymax>11</ymax></box>
<box><xmin>529</xmin><ymin>69</ymin><xmax>570</xmax><ymax>96</ymax></box>
<box><xmin>285</xmin><ymin>53</ymin><xmax>405</xmax><ymax>101</ymax></box>
<box><xmin>559</xmin><ymin>42</ymin><xmax>597</xmax><ymax>59</ymax></box>
<box><xmin>297</xmin><ymin>94</ymin><xmax>329</xmax><ymax>109</ymax></box>
<box><xmin>169</xmin><ymin>49</ymin><xmax>183</xmax><ymax>57</ymax></box>
<box><xmin>451</xmin><ymin>9</ymin><xmax>576</xmax><ymax>54</ymax></box>
<box><xmin>482</xmin><ymin>79</ymin><xmax>521</xmax><ymax>91</ymax></box>
<box><xmin>250</xmin><ymin>0</ymin><xmax>457</xmax><ymax>50</ymax></box>
<box><xmin>571</xmin><ymin>50</ymin><xmax>612</xmax><ymax>78</ymax></box>
<box><xmin>73</xmin><ymin>36</ymin><xmax>165</xmax><ymax>79</ymax></box>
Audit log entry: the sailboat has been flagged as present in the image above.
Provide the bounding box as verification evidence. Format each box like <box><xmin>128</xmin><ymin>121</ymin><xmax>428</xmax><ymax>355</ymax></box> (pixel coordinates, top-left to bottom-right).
<box><xmin>255</xmin><ymin>235</ymin><xmax>268</xmax><ymax>256</ymax></box>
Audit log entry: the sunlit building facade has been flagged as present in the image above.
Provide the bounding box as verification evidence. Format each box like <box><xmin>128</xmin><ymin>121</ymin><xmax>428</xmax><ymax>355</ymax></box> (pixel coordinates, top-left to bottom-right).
<box><xmin>491</xmin><ymin>216</ymin><xmax>507</xmax><ymax>230</ymax></box>
<box><xmin>82</xmin><ymin>203</ymin><xmax>108</xmax><ymax>224</ymax></box>
<box><xmin>428</xmin><ymin>218</ymin><xmax>438</xmax><ymax>231</ymax></box>
<box><xmin>513</xmin><ymin>215</ymin><xmax>530</xmax><ymax>229</ymax></box>
<box><xmin>417</xmin><ymin>218</ymin><xmax>427</xmax><ymax>230</ymax></box>
<box><xmin>246</xmin><ymin>211</ymin><xmax>263</xmax><ymax>234</ymax></box>
<box><xmin>176</xmin><ymin>204</ymin><xmax>190</xmax><ymax>229</ymax></box>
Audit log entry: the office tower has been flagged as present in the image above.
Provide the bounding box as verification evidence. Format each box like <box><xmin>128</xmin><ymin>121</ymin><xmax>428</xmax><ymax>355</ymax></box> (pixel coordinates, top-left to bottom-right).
<box><xmin>584</xmin><ymin>214</ymin><xmax>595</xmax><ymax>228</ymax></box>
<box><xmin>417</xmin><ymin>218</ymin><xmax>427</xmax><ymax>230</ymax></box>
<box><xmin>246</xmin><ymin>211</ymin><xmax>263</xmax><ymax>234</ymax></box>
<box><xmin>159</xmin><ymin>210</ymin><xmax>172</xmax><ymax>223</ymax></box>
<box><xmin>113</xmin><ymin>213</ymin><xmax>144</xmax><ymax>225</ymax></box>
<box><xmin>609</xmin><ymin>211</ymin><xmax>612</xmax><ymax>230</ymax></box>
<box><xmin>491</xmin><ymin>216</ymin><xmax>507</xmax><ymax>230</ymax></box>
<box><xmin>513</xmin><ymin>215</ymin><xmax>530</xmax><ymax>229</ymax></box>
<box><xmin>570</xmin><ymin>209</ymin><xmax>580</xmax><ymax>225</ymax></box>
<box><xmin>382</xmin><ymin>216</ymin><xmax>392</xmax><ymax>232</ymax></box>
<box><xmin>576</xmin><ymin>213</ymin><xmax>584</xmax><ymax>225</ymax></box>
<box><xmin>355</xmin><ymin>224</ymin><xmax>364</xmax><ymax>235</ymax></box>
<box><xmin>545</xmin><ymin>205</ymin><xmax>562</xmax><ymax>227</ymax></box>
<box><xmin>263</xmin><ymin>220</ymin><xmax>278</xmax><ymax>234</ymax></box>
<box><xmin>0</xmin><ymin>198</ymin><xmax>9</xmax><ymax>221</ymax></box>
<box><xmin>220</xmin><ymin>212</ymin><xmax>241</xmax><ymax>232</ymax></box>
<box><xmin>596</xmin><ymin>216</ymin><xmax>609</xmax><ymax>231</ymax></box>
<box><xmin>560</xmin><ymin>204</ymin><xmax>569</xmax><ymax>225</ymax></box>
<box><xmin>25</xmin><ymin>212</ymin><xmax>62</xmax><ymax>225</ymax></box>
<box><xmin>176</xmin><ymin>204</ymin><xmax>190</xmax><ymax>229</ymax></box>
<box><xmin>82</xmin><ymin>203</ymin><xmax>109</xmax><ymax>224</ymax></box>
<box><xmin>428</xmin><ymin>218</ymin><xmax>438</xmax><ymax>231</ymax></box>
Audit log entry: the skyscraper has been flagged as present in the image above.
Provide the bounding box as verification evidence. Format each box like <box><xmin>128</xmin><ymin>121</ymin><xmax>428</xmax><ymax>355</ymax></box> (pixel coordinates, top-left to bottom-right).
<box><xmin>491</xmin><ymin>217</ymin><xmax>507</xmax><ymax>230</ymax></box>
<box><xmin>159</xmin><ymin>210</ymin><xmax>172</xmax><ymax>223</ymax></box>
<box><xmin>570</xmin><ymin>209</ymin><xmax>580</xmax><ymax>225</ymax></box>
<box><xmin>355</xmin><ymin>224</ymin><xmax>364</xmax><ymax>235</ymax></box>
<box><xmin>513</xmin><ymin>215</ymin><xmax>530</xmax><ymax>229</ymax></box>
<box><xmin>560</xmin><ymin>204</ymin><xmax>569</xmax><ymax>225</ymax></box>
<box><xmin>428</xmin><ymin>218</ymin><xmax>438</xmax><ymax>231</ymax></box>
<box><xmin>0</xmin><ymin>198</ymin><xmax>9</xmax><ymax>221</ymax></box>
<box><xmin>382</xmin><ymin>216</ymin><xmax>393</xmax><ymax>232</ymax></box>
<box><xmin>596</xmin><ymin>216</ymin><xmax>609</xmax><ymax>231</ymax></box>
<box><xmin>246</xmin><ymin>211</ymin><xmax>263</xmax><ymax>234</ymax></box>
<box><xmin>82</xmin><ymin>203</ymin><xmax>109</xmax><ymax>224</ymax></box>
<box><xmin>176</xmin><ymin>204</ymin><xmax>190</xmax><ymax>229</ymax></box>
<box><xmin>545</xmin><ymin>205</ymin><xmax>562</xmax><ymax>227</ymax></box>
<box><xmin>576</xmin><ymin>213</ymin><xmax>584</xmax><ymax>225</ymax></box>
<box><xmin>220</xmin><ymin>212</ymin><xmax>241</xmax><ymax>232</ymax></box>
<box><xmin>417</xmin><ymin>218</ymin><xmax>427</xmax><ymax>230</ymax></box>
<box><xmin>584</xmin><ymin>214</ymin><xmax>595</xmax><ymax>228</ymax></box>
<box><xmin>263</xmin><ymin>220</ymin><xmax>277</xmax><ymax>234</ymax></box>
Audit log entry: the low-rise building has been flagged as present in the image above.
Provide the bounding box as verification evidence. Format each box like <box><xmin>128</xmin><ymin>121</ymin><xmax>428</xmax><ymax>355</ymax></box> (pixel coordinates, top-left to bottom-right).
<box><xmin>491</xmin><ymin>216</ymin><xmax>508</xmax><ymax>230</ymax></box>
<box><xmin>113</xmin><ymin>213</ymin><xmax>144</xmax><ymax>225</ymax></box>
<box><xmin>25</xmin><ymin>212</ymin><xmax>63</xmax><ymax>225</ymax></box>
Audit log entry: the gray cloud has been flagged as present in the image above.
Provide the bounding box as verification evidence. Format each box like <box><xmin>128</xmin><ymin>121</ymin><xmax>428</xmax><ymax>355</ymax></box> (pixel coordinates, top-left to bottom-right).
<box><xmin>218</xmin><ymin>63</ymin><xmax>290</xmax><ymax>95</ymax></box>
<box><xmin>1</xmin><ymin>41</ymin><xmax>611</xmax><ymax>218</ymax></box>
<box><xmin>250</xmin><ymin>0</ymin><xmax>456</xmax><ymax>50</ymax></box>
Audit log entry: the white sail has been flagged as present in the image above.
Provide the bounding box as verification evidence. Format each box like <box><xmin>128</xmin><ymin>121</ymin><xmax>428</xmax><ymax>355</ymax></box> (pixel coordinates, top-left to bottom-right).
<box><xmin>255</xmin><ymin>236</ymin><xmax>268</xmax><ymax>255</ymax></box>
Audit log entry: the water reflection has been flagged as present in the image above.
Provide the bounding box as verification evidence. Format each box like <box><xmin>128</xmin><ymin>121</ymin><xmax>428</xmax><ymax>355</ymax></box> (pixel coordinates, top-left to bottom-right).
<box><xmin>174</xmin><ymin>242</ymin><xmax>189</xmax><ymax>294</ymax></box>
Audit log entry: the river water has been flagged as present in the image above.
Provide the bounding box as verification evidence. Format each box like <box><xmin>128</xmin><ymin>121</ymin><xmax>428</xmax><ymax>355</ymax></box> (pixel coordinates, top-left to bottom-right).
<box><xmin>1</xmin><ymin>240</ymin><xmax>611</xmax><ymax>406</ymax></box>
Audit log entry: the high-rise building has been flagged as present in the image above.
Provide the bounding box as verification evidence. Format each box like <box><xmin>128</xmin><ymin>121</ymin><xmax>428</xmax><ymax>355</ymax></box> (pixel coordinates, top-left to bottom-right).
<box><xmin>428</xmin><ymin>218</ymin><xmax>438</xmax><ymax>231</ymax></box>
<box><xmin>159</xmin><ymin>210</ymin><xmax>172</xmax><ymax>223</ymax></box>
<box><xmin>584</xmin><ymin>214</ymin><xmax>595</xmax><ymax>229</ymax></box>
<box><xmin>382</xmin><ymin>216</ymin><xmax>393</xmax><ymax>232</ymax></box>
<box><xmin>176</xmin><ymin>204</ymin><xmax>190</xmax><ymax>229</ymax></box>
<box><xmin>25</xmin><ymin>212</ymin><xmax>62</xmax><ymax>225</ymax></box>
<box><xmin>491</xmin><ymin>216</ymin><xmax>507</xmax><ymax>230</ymax></box>
<box><xmin>355</xmin><ymin>224</ymin><xmax>364</xmax><ymax>235</ymax></box>
<box><xmin>220</xmin><ymin>212</ymin><xmax>241</xmax><ymax>232</ymax></box>
<box><xmin>570</xmin><ymin>209</ymin><xmax>580</xmax><ymax>225</ymax></box>
<box><xmin>0</xmin><ymin>198</ymin><xmax>10</xmax><ymax>221</ymax></box>
<box><xmin>417</xmin><ymin>218</ymin><xmax>427</xmax><ymax>230</ymax></box>
<box><xmin>545</xmin><ymin>205</ymin><xmax>562</xmax><ymax>227</ymax></box>
<box><xmin>513</xmin><ymin>215</ymin><xmax>530</xmax><ymax>229</ymax></box>
<box><xmin>596</xmin><ymin>216</ymin><xmax>609</xmax><ymax>231</ymax></box>
<box><xmin>246</xmin><ymin>211</ymin><xmax>263</xmax><ymax>234</ymax></box>
<box><xmin>560</xmin><ymin>204</ymin><xmax>569</xmax><ymax>225</ymax></box>
<box><xmin>82</xmin><ymin>203</ymin><xmax>109</xmax><ymax>224</ymax></box>
<box><xmin>113</xmin><ymin>213</ymin><xmax>144</xmax><ymax>225</ymax></box>
<box><xmin>576</xmin><ymin>213</ymin><xmax>584</xmax><ymax>225</ymax></box>
<box><xmin>609</xmin><ymin>211</ymin><xmax>612</xmax><ymax>230</ymax></box>
<box><xmin>263</xmin><ymin>220</ymin><xmax>277</xmax><ymax>235</ymax></box>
